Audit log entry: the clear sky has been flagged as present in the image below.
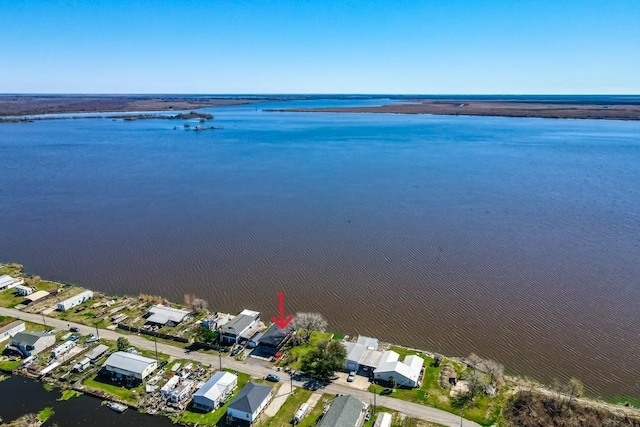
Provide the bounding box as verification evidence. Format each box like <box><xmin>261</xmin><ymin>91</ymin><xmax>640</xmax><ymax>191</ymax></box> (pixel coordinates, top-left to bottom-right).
<box><xmin>1</xmin><ymin>0</ymin><xmax>638</xmax><ymax>94</ymax></box>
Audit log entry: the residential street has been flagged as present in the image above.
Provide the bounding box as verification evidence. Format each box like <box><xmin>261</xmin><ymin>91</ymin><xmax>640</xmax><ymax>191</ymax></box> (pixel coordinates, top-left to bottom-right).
<box><xmin>0</xmin><ymin>306</ymin><xmax>480</xmax><ymax>427</ymax></box>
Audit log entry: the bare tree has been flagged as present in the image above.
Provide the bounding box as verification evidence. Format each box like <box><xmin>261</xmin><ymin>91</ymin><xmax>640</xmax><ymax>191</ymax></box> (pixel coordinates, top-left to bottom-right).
<box><xmin>291</xmin><ymin>312</ymin><xmax>328</xmax><ymax>342</ymax></box>
<box><xmin>465</xmin><ymin>369</ymin><xmax>488</xmax><ymax>401</ymax></box>
<box><xmin>484</xmin><ymin>359</ymin><xmax>505</xmax><ymax>385</ymax></box>
<box><xmin>183</xmin><ymin>294</ymin><xmax>209</xmax><ymax>314</ymax></box>
<box><xmin>467</xmin><ymin>353</ymin><xmax>483</xmax><ymax>370</ymax></box>
<box><xmin>565</xmin><ymin>377</ymin><xmax>584</xmax><ymax>406</ymax></box>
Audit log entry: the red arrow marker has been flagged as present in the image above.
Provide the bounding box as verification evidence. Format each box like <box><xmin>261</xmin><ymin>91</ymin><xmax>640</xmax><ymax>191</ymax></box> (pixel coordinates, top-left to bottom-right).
<box><xmin>271</xmin><ymin>290</ymin><xmax>293</xmax><ymax>329</ymax></box>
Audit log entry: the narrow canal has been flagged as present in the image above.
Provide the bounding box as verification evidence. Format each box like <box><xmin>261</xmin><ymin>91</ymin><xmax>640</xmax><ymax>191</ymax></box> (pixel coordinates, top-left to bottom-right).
<box><xmin>0</xmin><ymin>375</ymin><xmax>175</xmax><ymax>426</ymax></box>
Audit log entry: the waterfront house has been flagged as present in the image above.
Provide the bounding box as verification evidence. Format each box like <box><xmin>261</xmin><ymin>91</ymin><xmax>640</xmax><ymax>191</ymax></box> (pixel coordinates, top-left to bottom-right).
<box><xmin>9</xmin><ymin>331</ymin><xmax>56</xmax><ymax>357</ymax></box>
<box><xmin>14</xmin><ymin>285</ymin><xmax>34</xmax><ymax>296</ymax></box>
<box><xmin>145</xmin><ymin>304</ymin><xmax>192</xmax><ymax>326</ymax></box>
<box><xmin>0</xmin><ymin>275</ymin><xmax>24</xmax><ymax>291</ymax></box>
<box><xmin>373</xmin><ymin>351</ymin><xmax>424</xmax><ymax>388</ymax></box>
<box><xmin>0</xmin><ymin>321</ymin><xmax>26</xmax><ymax>343</ymax></box>
<box><xmin>344</xmin><ymin>336</ymin><xmax>382</xmax><ymax>372</ymax></box>
<box><xmin>192</xmin><ymin>371</ymin><xmax>238</xmax><ymax>412</ymax></box>
<box><xmin>57</xmin><ymin>290</ymin><xmax>93</xmax><ymax>311</ymax></box>
<box><xmin>221</xmin><ymin>309</ymin><xmax>260</xmax><ymax>344</ymax></box>
<box><xmin>103</xmin><ymin>351</ymin><xmax>157</xmax><ymax>382</ymax></box>
<box><xmin>319</xmin><ymin>395</ymin><xmax>366</xmax><ymax>427</ymax></box>
<box><xmin>227</xmin><ymin>382</ymin><xmax>272</xmax><ymax>422</ymax></box>
<box><xmin>256</xmin><ymin>323</ymin><xmax>294</xmax><ymax>352</ymax></box>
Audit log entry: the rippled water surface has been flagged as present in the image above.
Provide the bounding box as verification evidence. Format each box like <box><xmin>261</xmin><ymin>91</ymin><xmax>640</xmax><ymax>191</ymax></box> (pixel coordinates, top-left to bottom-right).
<box><xmin>1</xmin><ymin>99</ymin><xmax>639</xmax><ymax>398</ymax></box>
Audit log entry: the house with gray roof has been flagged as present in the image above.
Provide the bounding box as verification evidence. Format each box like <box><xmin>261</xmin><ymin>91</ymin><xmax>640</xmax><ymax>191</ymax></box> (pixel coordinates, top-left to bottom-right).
<box><xmin>145</xmin><ymin>304</ymin><xmax>192</xmax><ymax>326</ymax></box>
<box><xmin>9</xmin><ymin>331</ymin><xmax>56</xmax><ymax>357</ymax></box>
<box><xmin>221</xmin><ymin>309</ymin><xmax>260</xmax><ymax>344</ymax></box>
<box><xmin>319</xmin><ymin>395</ymin><xmax>366</xmax><ymax>427</ymax></box>
<box><xmin>227</xmin><ymin>382</ymin><xmax>272</xmax><ymax>422</ymax></box>
<box><xmin>103</xmin><ymin>351</ymin><xmax>157</xmax><ymax>382</ymax></box>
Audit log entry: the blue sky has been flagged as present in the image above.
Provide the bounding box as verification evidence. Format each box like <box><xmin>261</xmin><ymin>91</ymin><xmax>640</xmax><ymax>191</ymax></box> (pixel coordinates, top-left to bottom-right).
<box><xmin>1</xmin><ymin>0</ymin><xmax>638</xmax><ymax>94</ymax></box>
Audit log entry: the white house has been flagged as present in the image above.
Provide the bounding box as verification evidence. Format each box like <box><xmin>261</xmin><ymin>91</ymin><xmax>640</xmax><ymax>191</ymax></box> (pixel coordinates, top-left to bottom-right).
<box><xmin>57</xmin><ymin>290</ymin><xmax>93</xmax><ymax>311</ymax></box>
<box><xmin>51</xmin><ymin>341</ymin><xmax>76</xmax><ymax>359</ymax></box>
<box><xmin>344</xmin><ymin>336</ymin><xmax>382</xmax><ymax>372</ymax></box>
<box><xmin>227</xmin><ymin>382</ymin><xmax>272</xmax><ymax>422</ymax></box>
<box><xmin>221</xmin><ymin>309</ymin><xmax>260</xmax><ymax>344</ymax></box>
<box><xmin>14</xmin><ymin>285</ymin><xmax>34</xmax><ymax>296</ymax></box>
<box><xmin>103</xmin><ymin>351</ymin><xmax>157</xmax><ymax>381</ymax></box>
<box><xmin>145</xmin><ymin>304</ymin><xmax>192</xmax><ymax>326</ymax></box>
<box><xmin>73</xmin><ymin>357</ymin><xmax>91</xmax><ymax>372</ymax></box>
<box><xmin>373</xmin><ymin>351</ymin><xmax>424</xmax><ymax>388</ymax></box>
<box><xmin>0</xmin><ymin>275</ymin><xmax>24</xmax><ymax>291</ymax></box>
<box><xmin>0</xmin><ymin>321</ymin><xmax>26</xmax><ymax>343</ymax></box>
<box><xmin>192</xmin><ymin>371</ymin><xmax>238</xmax><ymax>412</ymax></box>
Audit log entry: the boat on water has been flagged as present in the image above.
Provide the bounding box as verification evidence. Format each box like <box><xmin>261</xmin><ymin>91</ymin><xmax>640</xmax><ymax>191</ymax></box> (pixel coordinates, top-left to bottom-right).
<box><xmin>106</xmin><ymin>401</ymin><xmax>128</xmax><ymax>413</ymax></box>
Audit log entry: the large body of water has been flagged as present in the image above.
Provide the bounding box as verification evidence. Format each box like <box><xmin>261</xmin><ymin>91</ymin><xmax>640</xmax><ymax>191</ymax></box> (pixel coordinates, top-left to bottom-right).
<box><xmin>1</xmin><ymin>98</ymin><xmax>639</xmax><ymax>399</ymax></box>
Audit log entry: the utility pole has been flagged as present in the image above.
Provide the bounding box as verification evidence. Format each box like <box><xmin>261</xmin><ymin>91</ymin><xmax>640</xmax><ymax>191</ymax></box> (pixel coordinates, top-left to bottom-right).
<box><xmin>94</xmin><ymin>322</ymin><xmax>100</xmax><ymax>340</ymax></box>
<box><xmin>290</xmin><ymin>372</ymin><xmax>293</xmax><ymax>394</ymax></box>
<box><xmin>41</xmin><ymin>313</ymin><xmax>46</xmax><ymax>327</ymax></box>
<box><xmin>154</xmin><ymin>333</ymin><xmax>158</xmax><ymax>361</ymax></box>
<box><xmin>219</xmin><ymin>349</ymin><xmax>222</xmax><ymax>371</ymax></box>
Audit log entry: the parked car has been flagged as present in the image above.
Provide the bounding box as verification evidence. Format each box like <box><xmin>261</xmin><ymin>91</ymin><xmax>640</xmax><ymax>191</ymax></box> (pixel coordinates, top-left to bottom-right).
<box><xmin>347</xmin><ymin>372</ymin><xmax>356</xmax><ymax>382</ymax></box>
<box><xmin>69</xmin><ymin>327</ymin><xmax>79</xmax><ymax>332</ymax></box>
<box><xmin>265</xmin><ymin>374</ymin><xmax>280</xmax><ymax>382</ymax></box>
<box><xmin>380</xmin><ymin>388</ymin><xmax>393</xmax><ymax>395</ymax></box>
<box><xmin>86</xmin><ymin>335</ymin><xmax>99</xmax><ymax>343</ymax></box>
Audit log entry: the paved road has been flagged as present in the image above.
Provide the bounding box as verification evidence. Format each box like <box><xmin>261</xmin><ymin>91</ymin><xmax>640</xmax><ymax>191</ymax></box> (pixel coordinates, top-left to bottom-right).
<box><xmin>1</xmin><ymin>307</ymin><xmax>480</xmax><ymax>427</ymax></box>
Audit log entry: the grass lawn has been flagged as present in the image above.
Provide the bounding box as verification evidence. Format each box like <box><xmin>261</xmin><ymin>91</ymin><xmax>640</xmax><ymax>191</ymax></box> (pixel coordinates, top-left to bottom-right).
<box><xmin>296</xmin><ymin>393</ymin><xmax>334</xmax><ymax>427</ymax></box>
<box><xmin>58</xmin><ymin>389</ymin><xmax>83</xmax><ymax>401</ymax></box>
<box><xmin>0</xmin><ymin>279</ymin><xmax>61</xmax><ymax>308</ymax></box>
<box><xmin>263</xmin><ymin>388</ymin><xmax>312</xmax><ymax>427</ymax></box>
<box><xmin>178</xmin><ymin>370</ymin><xmax>251</xmax><ymax>425</ymax></box>
<box><xmin>608</xmin><ymin>395</ymin><xmax>640</xmax><ymax>408</ymax></box>
<box><xmin>83</xmin><ymin>373</ymin><xmax>142</xmax><ymax>403</ymax></box>
<box><xmin>0</xmin><ymin>263</ymin><xmax>23</xmax><ymax>277</ymax></box>
<box><xmin>0</xmin><ymin>359</ymin><xmax>22</xmax><ymax>372</ymax></box>
<box><xmin>368</xmin><ymin>359</ymin><xmax>505</xmax><ymax>426</ymax></box>
<box><xmin>281</xmin><ymin>331</ymin><xmax>334</xmax><ymax>370</ymax></box>
<box><xmin>37</xmin><ymin>406</ymin><xmax>55</xmax><ymax>422</ymax></box>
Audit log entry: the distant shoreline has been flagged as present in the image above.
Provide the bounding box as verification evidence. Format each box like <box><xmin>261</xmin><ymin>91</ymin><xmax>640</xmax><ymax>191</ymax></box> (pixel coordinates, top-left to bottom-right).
<box><xmin>267</xmin><ymin>98</ymin><xmax>640</xmax><ymax>121</ymax></box>
<box><xmin>0</xmin><ymin>95</ymin><xmax>263</xmax><ymax>118</ymax></box>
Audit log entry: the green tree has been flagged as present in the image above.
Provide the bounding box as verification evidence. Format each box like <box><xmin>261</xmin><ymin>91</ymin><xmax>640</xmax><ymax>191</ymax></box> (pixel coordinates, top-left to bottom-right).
<box><xmin>389</xmin><ymin>375</ymin><xmax>397</xmax><ymax>389</ymax></box>
<box><xmin>116</xmin><ymin>337</ymin><xmax>130</xmax><ymax>352</ymax></box>
<box><xmin>194</xmin><ymin>327</ymin><xmax>217</xmax><ymax>343</ymax></box>
<box><xmin>300</xmin><ymin>339</ymin><xmax>346</xmax><ymax>380</ymax></box>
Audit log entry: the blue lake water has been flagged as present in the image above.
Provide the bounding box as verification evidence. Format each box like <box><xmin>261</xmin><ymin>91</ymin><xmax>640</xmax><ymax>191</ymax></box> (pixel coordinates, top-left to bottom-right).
<box><xmin>1</xmin><ymin>99</ymin><xmax>639</xmax><ymax>398</ymax></box>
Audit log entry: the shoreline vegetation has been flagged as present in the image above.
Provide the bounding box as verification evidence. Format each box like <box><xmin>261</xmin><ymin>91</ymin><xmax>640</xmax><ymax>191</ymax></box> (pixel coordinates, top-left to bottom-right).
<box><xmin>267</xmin><ymin>98</ymin><xmax>640</xmax><ymax>121</ymax></box>
<box><xmin>1</xmin><ymin>263</ymin><xmax>639</xmax><ymax>426</ymax></box>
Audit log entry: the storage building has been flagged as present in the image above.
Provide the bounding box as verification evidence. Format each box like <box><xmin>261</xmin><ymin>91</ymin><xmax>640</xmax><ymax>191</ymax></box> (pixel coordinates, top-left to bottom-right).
<box><xmin>145</xmin><ymin>304</ymin><xmax>192</xmax><ymax>326</ymax></box>
<box><xmin>103</xmin><ymin>351</ymin><xmax>157</xmax><ymax>381</ymax></box>
<box><xmin>0</xmin><ymin>275</ymin><xmax>24</xmax><ymax>291</ymax></box>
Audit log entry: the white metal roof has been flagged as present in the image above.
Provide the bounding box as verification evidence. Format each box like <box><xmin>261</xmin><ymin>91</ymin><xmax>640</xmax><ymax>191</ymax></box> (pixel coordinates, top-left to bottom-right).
<box><xmin>104</xmin><ymin>351</ymin><xmax>156</xmax><ymax>374</ymax></box>
<box><xmin>146</xmin><ymin>305</ymin><xmax>191</xmax><ymax>325</ymax></box>
<box><xmin>194</xmin><ymin>371</ymin><xmax>238</xmax><ymax>404</ymax></box>
<box><xmin>374</xmin><ymin>352</ymin><xmax>424</xmax><ymax>383</ymax></box>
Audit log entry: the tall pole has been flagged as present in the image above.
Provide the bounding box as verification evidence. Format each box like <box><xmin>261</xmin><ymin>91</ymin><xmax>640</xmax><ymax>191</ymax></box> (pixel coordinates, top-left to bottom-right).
<box><xmin>154</xmin><ymin>333</ymin><xmax>158</xmax><ymax>361</ymax></box>
<box><xmin>94</xmin><ymin>322</ymin><xmax>100</xmax><ymax>340</ymax></box>
<box><xmin>219</xmin><ymin>349</ymin><xmax>222</xmax><ymax>371</ymax></box>
<box><xmin>41</xmin><ymin>313</ymin><xmax>46</xmax><ymax>327</ymax></box>
<box><xmin>372</xmin><ymin>379</ymin><xmax>376</xmax><ymax>415</ymax></box>
<box><xmin>290</xmin><ymin>372</ymin><xmax>293</xmax><ymax>394</ymax></box>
